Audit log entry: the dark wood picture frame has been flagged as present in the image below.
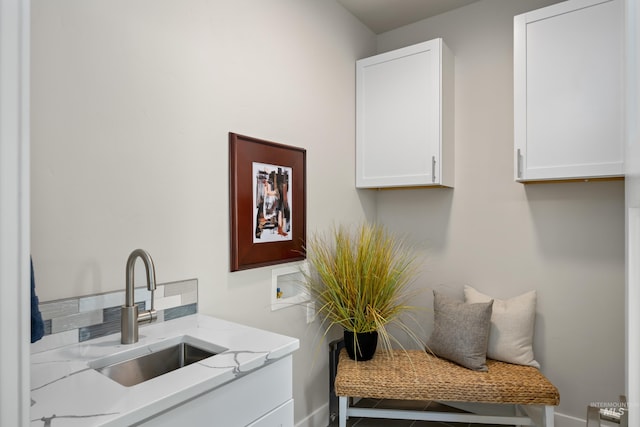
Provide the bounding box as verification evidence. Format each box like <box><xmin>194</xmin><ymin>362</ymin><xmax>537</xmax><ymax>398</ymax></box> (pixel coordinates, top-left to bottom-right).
<box><xmin>229</xmin><ymin>132</ymin><xmax>306</xmax><ymax>271</ymax></box>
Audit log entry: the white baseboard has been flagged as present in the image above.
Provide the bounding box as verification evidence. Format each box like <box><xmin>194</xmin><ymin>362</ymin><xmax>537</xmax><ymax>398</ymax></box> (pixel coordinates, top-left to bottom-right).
<box><xmin>296</xmin><ymin>402</ymin><xmax>329</xmax><ymax>427</ymax></box>
<box><xmin>556</xmin><ymin>411</ymin><xmax>619</xmax><ymax>427</ymax></box>
<box><xmin>555</xmin><ymin>411</ymin><xmax>584</xmax><ymax>427</ymax></box>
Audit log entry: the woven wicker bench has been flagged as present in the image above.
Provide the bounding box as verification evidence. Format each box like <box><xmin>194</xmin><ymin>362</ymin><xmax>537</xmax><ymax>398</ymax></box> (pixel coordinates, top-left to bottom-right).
<box><xmin>335</xmin><ymin>349</ymin><xmax>559</xmax><ymax>427</ymax></box>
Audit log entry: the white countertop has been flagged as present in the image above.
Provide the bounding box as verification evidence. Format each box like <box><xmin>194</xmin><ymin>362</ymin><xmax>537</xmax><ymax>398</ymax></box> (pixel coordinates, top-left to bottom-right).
<box><xmin>30</xmin><ymin>314</ymin><xmax>300</xmax><ymax>426</ymax></box>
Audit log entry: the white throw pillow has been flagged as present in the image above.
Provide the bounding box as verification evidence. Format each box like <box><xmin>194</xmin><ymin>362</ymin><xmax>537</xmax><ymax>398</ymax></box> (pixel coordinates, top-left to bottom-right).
<box><xmin>464</xmin><ymin>285</ymin><xmax>540</xmax><ymax>368</ymax></box>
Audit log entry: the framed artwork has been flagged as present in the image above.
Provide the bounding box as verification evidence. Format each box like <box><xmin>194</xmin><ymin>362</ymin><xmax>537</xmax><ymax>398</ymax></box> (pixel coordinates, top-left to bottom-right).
<box><xmin>229</xmin><ymin>132</ymin><xmax>306</xmax><ymax>271</ymax></box>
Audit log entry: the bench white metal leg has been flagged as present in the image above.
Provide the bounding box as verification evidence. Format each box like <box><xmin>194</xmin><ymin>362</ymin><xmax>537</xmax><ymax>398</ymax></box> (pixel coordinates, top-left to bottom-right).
<box><xmin>339</xmin><ymin>396</ymin><xmax>347</xmax><ymax>427</ymax></box>
<box><xmin>338</xmin><ymin>396</ymin><xmax>555</xmax><ymax>427</ymax></box>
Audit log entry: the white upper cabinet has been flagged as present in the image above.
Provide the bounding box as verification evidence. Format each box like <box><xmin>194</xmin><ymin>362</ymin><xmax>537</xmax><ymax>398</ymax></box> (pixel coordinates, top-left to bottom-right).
<box><xmin>514</xmin><ymin>0</ymin><xmax>624</xmax><ymax>182</ymax></box>
<box><xmin>356</xmin><ymin>38</ymin><xmax>454</xmax><ymax>188</ymax></box>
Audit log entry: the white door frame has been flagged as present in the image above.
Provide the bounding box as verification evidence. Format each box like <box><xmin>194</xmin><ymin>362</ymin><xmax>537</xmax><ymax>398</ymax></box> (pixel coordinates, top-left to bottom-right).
<box><xmin>0</xmin><ymin>0</ymin><xmax>31</xmax><ymax>425</ymax></box>
<box><xmin>626</xmin><ymin>0</ymin><xmax>640</xmax><ymax>424</ymax></box>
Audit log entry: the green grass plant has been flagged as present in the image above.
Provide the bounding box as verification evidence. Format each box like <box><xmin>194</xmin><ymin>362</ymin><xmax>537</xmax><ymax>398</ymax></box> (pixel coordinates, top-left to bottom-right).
<box><xmin>303</xmin><ymin>222</ymin><xmax>423</xmax><ymax>354</ymax></box>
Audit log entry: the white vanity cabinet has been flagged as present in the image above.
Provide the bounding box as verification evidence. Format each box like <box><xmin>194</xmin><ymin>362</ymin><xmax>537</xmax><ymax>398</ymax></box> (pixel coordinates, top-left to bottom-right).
<box><xmin>514</xmin><ymin>0</ymin><xmax>623</xmax><ymax>182</ymax></box>
<box><xmin>30</xmin><ymin>314</ymin><xmax>300</xmax><ymax>427</ymax></box>
<box><xmin>137</xmin><ymin>355</ymin><xmax>294</xmax><ymax>427</ymax></box>
<box><xmin>356</xmin><ymin>38</ymin><xmax>454</xmax><ymax>188</ymax></box>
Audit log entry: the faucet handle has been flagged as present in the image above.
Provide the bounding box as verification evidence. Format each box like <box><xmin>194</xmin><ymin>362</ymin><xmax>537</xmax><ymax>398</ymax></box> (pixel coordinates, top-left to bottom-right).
<box><xmin>138</xmin><ymin>308</ymin><xmax>157</xmax><ymax>325</ymax></box>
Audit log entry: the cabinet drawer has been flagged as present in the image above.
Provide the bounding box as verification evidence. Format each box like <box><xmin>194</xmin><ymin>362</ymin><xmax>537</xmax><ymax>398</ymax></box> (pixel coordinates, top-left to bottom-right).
<box><xmin>246</xmin><ymin>399</ymin><xmax>294</xmax><ymax>427</ymax></box>
<box><xmin>136</xmin><ymin>355</ymin><xmax>293</xmax><ymax>427</ymax></box>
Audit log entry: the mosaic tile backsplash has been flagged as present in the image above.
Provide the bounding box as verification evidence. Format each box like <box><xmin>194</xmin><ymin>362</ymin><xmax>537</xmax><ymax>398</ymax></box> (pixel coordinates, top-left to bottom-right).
<box><xmin>31</xmin><ymin>278</ymin><xmax>198</xmax><ymax>353</ymax></box>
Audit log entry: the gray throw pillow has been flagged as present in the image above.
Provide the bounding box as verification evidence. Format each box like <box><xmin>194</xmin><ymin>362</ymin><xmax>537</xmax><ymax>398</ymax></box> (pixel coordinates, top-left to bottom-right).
<box><xmin>426</xmin><ymin>291</ymin><xmax>493</xmax><ymax>371</ymax></box>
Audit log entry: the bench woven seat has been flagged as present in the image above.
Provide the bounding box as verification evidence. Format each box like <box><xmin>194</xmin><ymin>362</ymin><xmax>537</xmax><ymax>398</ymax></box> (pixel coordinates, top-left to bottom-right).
<box><xmin>335</xmin><ymin>349</ymin><xmax>559</xmax><ymax>405</ymax></box>
<box><xmin>335</xmin><ymin>349</ymin><xmax>559</xmax><ymax>427</ymax></box>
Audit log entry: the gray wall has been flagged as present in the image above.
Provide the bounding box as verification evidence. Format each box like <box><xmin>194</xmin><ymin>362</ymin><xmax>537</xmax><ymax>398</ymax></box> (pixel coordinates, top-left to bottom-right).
<box><xmin>30</xmin><ymin>1</ymin><xmax>376</xmax><ymax>424</ymax></box>
<box><xmin>375</xmin><ymin>0</ymin><xmax>625</xmax><ymax>423</ymax></box>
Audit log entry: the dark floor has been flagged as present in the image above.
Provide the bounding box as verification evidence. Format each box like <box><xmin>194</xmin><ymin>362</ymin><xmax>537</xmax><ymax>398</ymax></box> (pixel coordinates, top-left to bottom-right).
<box><xmin>328</xmin><ymin>398</ymin><xmax>513</xmax><ymax>427</ymax></box>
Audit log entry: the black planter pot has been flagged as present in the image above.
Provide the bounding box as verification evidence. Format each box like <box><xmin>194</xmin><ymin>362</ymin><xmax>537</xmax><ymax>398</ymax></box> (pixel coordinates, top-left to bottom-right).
<box><xmin>344</xmin><ymin>330</ymin><xmax>378</xmax><ymax>361</ymax></box>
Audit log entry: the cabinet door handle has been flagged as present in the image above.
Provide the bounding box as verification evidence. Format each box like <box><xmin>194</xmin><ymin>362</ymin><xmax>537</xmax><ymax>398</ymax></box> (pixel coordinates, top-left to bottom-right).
<box><xmin>516</xmin><ymin>149</ymin><xmax>522</xmax><ymax>179</ymax></box>
<box><xmin>432</xmin><ymin>156</ymin><xmax>436</xmax><ymax>183</ymax></box>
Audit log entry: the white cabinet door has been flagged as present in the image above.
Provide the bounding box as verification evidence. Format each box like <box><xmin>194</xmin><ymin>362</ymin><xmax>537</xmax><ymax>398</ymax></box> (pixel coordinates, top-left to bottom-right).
<box><xmin>514</xmin><ymin>0</ymin><xmax>624</xmax><ymax>182</ymax></box>
<box><xmin>356</xmin><ymin>38</ymin><xmax>454</xmax><ymax>188</ymax></box>
<box><xmin>136</xmin><ymin>356</ymin><xmax>293</xmax><ymax>427</ymax></box>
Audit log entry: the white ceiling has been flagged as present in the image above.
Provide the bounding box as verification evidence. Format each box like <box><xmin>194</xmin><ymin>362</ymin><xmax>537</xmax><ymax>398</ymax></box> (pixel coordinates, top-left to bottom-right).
<box><xmin>337</xmin><ymin>0</ymin><xmax>482</xmax><ymax>34</ymax></box>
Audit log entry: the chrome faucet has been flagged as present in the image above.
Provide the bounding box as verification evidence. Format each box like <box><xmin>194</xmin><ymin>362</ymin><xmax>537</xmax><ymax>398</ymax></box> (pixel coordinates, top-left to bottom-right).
<box><xmin>121</xmin><ymin>249</ymin><xmax>157</xmax><ymax>344</ymax></box>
